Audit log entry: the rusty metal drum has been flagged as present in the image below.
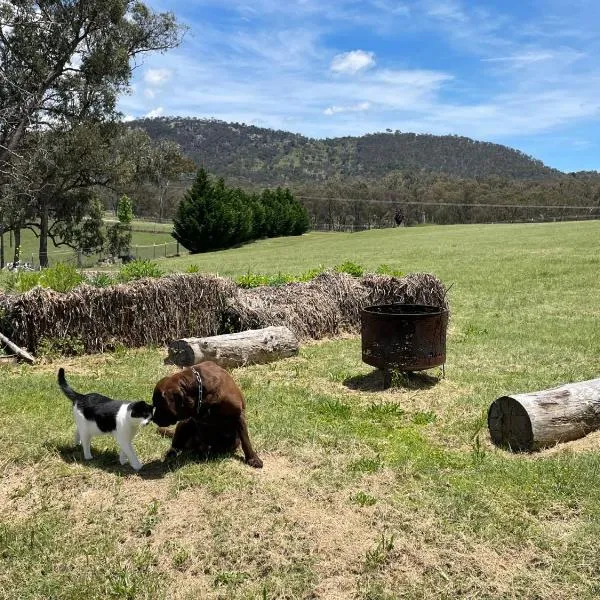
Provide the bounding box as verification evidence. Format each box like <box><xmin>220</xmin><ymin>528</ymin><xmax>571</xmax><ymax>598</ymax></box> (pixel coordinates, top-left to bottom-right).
<box><xmin>361</xmin><ymin>304</ymin><xmax>449</xmax><ymax>372</ymax></box>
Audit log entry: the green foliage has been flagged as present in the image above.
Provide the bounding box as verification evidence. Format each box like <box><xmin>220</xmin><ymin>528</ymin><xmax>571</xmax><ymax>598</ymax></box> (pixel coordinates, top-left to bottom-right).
<box><xmin>38</xmin><ymin>263</ymin><xmax>84</xmax><ymax>293</ymax></box>
<box><xmin>172</xmin><ymin>168</ymin><xmax>309</xmax><ymax>254</ymax></box>
<box><xmin>375</xmin><ymin>264</ymin><xmax>404</xmax><ymax>277</ymax></box>
<box><xmin>107</xmin><ymin>222</ymin><xmax>132</xmax><ymax>258</ymax></box>
<box><xmin>335</xmin><ymin>261</ymin><xmax>364</xmax><ymax>277</ymax></box>
<box><xmin>185</xmin><ymin>264</ymin><xmax>200</xmax><ymax>273</ymax></box>
<box><xmin>117</xmin><ymin>195</ymin><xmax>134</xmax><ymax>224</ymax></box>
<box><xmin>1</xmin><ymin>264</ymin><xmax>83</xmax><ymax>293</ymax></box>
<box><xmin>76</xmin><ymin>198</ymin><xmax>106</xmax><ymax>255</ymax></box>
<box><xmin>3</xmin><ymin>271</ymin><xmax>41</xmax><ymax>294</ymax></box>
<box><xmin>87</xmin><ymin>272</ymin><xmax>115</xmax><ymax>288</ymax></box>
<box><xmin>118</xmin><ymin>259</ymin><xmax>163</xmax><ymax>282</ymax></box>
<box><xmin>37</xmin><ymin>335</ymin><xmax>85</xmax><ymax>358</ymax></box>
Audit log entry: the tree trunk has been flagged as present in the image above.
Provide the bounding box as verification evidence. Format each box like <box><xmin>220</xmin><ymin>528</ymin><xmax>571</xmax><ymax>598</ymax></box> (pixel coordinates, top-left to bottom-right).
<box><xmin>0</xmin><ymin>226</ymin><xmax>4</xmax><ymax>269</ymax></box>
<box><xmin>165</xmin><ymin>326</ymin><xmax>299</xmax><ymax>368</ymax></box>
<box><xmin>488</xmin><ymin>378</ymin><xmax>600</xmax><ymax>451</ymax></box>
<box><xmin>12</xmin><ymin>227</ymin><xmax>21</xmax><ymax>266</ymax></box>
<box><xmin>39</xmin><ymin>200</ymin><xmax>49</xmax><ymax>268</ymax></box>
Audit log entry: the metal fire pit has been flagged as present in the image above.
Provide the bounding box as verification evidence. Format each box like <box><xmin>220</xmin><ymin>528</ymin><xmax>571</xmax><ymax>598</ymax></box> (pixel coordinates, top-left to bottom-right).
<box><xmin>361</xmin><ymin>303</ymin><xmax>449</xmax><ymax>375</ymax></box>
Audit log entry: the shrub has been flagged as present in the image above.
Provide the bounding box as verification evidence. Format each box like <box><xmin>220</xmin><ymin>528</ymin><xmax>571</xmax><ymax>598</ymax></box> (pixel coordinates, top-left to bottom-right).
<box><xmin>376</xmin><ymin>264</ymin><xmax>404</xmax><ymax>277</ymax></box>
<box><xmin>118</xmin><ymin>259</ymin><xmax>163</xmax><ymax>282</ymax></box>
<box><xmin>38</xmin><ymin>335</ymin><xmax>85</xmax><ymax>358</ymax></box>
<box><xmin>335</xmin><ymin>261</ymin><xmax>364</xmax><ymax>277</ymax></box>
<box><xmin>87</xmin><ymin>272</ymin><xmax>115</xmax><ymax>288</ymax></box>
<box><xmin>6</xmin><ymin>271</ymin><xmax>42</xmax><ymax>293</ymax></box>
<box><xmin>39</xmin><ymin>263</ymin><xmax>84</xmax><ymax>293</ymax></box>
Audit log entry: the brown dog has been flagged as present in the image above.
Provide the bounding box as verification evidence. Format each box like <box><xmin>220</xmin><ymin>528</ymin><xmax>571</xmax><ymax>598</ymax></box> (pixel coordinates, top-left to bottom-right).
<box><xmin>151</xmin><ymin>361</ymin><xmax>263</xmax><ymax>468</ymax></box>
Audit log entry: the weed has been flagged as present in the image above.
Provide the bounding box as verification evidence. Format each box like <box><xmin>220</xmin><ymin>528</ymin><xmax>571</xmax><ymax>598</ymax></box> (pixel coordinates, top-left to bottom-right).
<box><xmin>376</xmin><ymin>264</ymin><xmax>404</xmax><ymax>277</ymax></box>
<box><xmin>351</xmin><ymin>491</ymin><xmax>378</xmax><ymax>507</ymax></box>
<box><xmin>185</xmin><ymin>264</ymin><xmax>200</xmax><ymax>273</ymax></box>
<box><xmin>349</xmin><ymin>456</ymin><xmax>383</xmax><ymax>474</ymax></box>
<box><xmin>87</xmin><ymin>272</ymin><xmax>114</xmax><ymax>287</ymax></box>
<box><xmin>138</xmin><ymin>499</ymin><xmax>161</xmax><ymax>537</ymax></box>
<box><xmin>411</xmin><ymin>411</ymin><xmax>437</xmax><ymax>425</ymax></box>
<box><xmin>364</xmin><ymin>531</ymin><xmax>395</xmax><ymax>571</ymax></box>
<box><xmin>335</xmin><ymin>260</ymin><xmax>364</xmax><ymax>277</ymax></box>
<box><xmin>39</xmin><ymin>263</ymin><xmax>84</xmax><ymax>293</ymax></box>
<box><xmin>118</xmin><ymin>259</ymin><xmax>163</xmax><ymax>282</ymax></box>
<box><xmin>37</xmin><ymin>335</ymin><xmax>85</xmax><ymax>358</ymax></box>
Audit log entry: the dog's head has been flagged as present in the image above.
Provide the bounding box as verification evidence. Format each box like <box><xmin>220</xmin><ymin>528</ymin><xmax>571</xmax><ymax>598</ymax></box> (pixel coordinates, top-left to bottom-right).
<box><xmin>151</xmin><ymin>375</ymin><xmax>197</xmax><ymax>427</ymax></box>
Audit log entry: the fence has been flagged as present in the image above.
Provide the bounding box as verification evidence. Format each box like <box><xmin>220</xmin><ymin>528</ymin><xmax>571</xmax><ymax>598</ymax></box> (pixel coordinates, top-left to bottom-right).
<box><xmin>21</xmin><ymin>241</ymin><xmax>186</xmax><ymax>270</ymax></box>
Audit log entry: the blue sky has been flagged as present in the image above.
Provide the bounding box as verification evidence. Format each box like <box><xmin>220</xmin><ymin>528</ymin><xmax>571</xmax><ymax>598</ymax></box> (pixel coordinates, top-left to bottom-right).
<box><xmin>120</xmin><ymin>0</ymin><xmax>600</xmax><ymax>173</ymax></box>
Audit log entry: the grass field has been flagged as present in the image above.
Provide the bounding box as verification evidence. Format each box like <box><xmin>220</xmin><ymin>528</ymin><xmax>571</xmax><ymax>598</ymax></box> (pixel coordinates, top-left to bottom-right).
<box><xmin>1</xmin><ymin>221</ymin><xmax>600</xmax><ymax>599</ymax></box>
<box><xmin>6</xmin><ymin>220</ymin><xmax>174</xmax><ymax>267</ymax></box>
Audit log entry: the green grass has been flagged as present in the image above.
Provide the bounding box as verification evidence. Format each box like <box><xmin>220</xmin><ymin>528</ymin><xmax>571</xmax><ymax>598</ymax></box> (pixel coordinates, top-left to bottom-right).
<box><xmin>1</xmin><ymin>220</ymin><xmax>600</xmax><ymax>599</ymax></box>
<box><xmin>5</xmin><ymin>220</ymin><xmax>174</xmax><ymax>267</ymax></box>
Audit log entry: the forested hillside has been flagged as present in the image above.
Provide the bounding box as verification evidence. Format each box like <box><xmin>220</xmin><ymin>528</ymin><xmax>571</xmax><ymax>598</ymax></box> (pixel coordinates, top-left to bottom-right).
<box><xmin>134</xmin><ymin>117</ymin><xmax>558</xmax><ymax>184</ymax></box>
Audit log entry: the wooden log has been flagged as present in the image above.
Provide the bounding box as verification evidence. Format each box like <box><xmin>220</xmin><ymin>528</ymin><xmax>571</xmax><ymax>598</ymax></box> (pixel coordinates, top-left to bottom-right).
<box><xmin>0</xmin><ymin>331</ymin><xmax>36</xmax><ymax>364</ymax></box>
<box><xmin>488</xmin><ymin>378</ymin><xmax>600</xmax><ymax>451</ymax></box>
<box><xmin>165</xmin><ymin>326</ymin><xmax>299</xmax><ymax>368</ymax></box>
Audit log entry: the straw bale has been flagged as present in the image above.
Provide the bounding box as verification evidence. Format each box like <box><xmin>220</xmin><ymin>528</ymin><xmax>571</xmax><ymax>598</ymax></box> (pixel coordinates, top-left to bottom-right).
<box><xmin>229</xmin><ymin>271</ymin><xmax>448</xmax><ymax>340</ymax></box>
<box><xmin>1</xmin><ymin>274</ymin><xmax>236</xmax><ymax>353</ymax></box>
<box><xmin>0</xmin><ymin>271</ymin><xmax>448</xmax><ymax>354</ymax></box>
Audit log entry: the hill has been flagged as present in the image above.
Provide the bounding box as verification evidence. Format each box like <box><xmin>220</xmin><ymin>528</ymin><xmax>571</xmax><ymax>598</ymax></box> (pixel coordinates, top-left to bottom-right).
<box><xmin>133</xmin><ymin>117</ymin><xmax>559</xmax><ymax>185</ymax></box>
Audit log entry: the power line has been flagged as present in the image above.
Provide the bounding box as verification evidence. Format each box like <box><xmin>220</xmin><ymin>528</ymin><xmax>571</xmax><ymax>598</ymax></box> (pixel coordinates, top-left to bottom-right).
<box><xmin>296</xmin><ymin>196</ymin><xmax>600</xmax><ymax>210</ymax></box>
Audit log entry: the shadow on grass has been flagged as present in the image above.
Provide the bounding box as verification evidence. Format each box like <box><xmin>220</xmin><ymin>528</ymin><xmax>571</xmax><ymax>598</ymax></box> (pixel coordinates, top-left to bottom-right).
<box><xmin>47</xmin><ymin>442</ymin><xmax>242</xmax><ymax>480</ymax></box>
<box><xmin>344</xmin><ymin>369</ymin><xmax>441</xmax><ymax>392</ymax></box>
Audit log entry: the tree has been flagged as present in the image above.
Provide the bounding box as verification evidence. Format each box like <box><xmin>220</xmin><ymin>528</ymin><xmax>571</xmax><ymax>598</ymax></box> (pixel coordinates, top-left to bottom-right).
<box><xmin>0</xmin><ymin>1</ymin><xmax>183</xmax><ymax>265</ymax></box>
<box><xmin>173</xmin><ymin>169</ymin><xmax>309</xmax><ymax>254</ymax></box>
<box><xmin>0</xmin><ymin>1</ymin><xmax>182</xmax><ymax>170</ymax></box>
<box><xmin>107</xmin><ymin>195</ymin><xmax>133</xmax><ymax>259</ymax></box>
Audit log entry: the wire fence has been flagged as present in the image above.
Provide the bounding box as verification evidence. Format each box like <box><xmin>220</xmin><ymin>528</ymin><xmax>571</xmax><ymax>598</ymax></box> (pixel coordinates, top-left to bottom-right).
<box><xmin>19</xmin><ymin>241</ymin><xmax>186</xmax><ymax>270</ymax></box>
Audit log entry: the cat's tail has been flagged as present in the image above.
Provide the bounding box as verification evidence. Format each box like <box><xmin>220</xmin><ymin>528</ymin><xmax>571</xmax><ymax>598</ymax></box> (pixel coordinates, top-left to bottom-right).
<box><xmin>57</xmin><ymin>368</ymin><xmax>84</xmax><ymax>404</ymax></box>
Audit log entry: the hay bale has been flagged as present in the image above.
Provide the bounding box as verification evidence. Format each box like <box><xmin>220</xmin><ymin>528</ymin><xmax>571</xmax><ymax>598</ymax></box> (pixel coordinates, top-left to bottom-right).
<box><xmin>0</xmin><ymin>271</ymin><xmax>448</xmax><ymax>353</ymax></box>
<box><xmin>228</xmin><ymin>271</ymin><xmax>448</xmax><ymax>340</ymax></box>
<box><xmin>2</xmin><ymin>274</ymin><xmax>236</xmax><ymax>353</ymax></box>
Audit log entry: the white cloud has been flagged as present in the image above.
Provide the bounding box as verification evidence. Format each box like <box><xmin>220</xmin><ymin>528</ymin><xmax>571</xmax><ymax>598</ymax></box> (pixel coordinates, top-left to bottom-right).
<box><xmin>122</xmin><ymin>114</ymin><xmax>136</xmax><ymax>122</ymax></box>
<box><xmin>331</xmin><ymin>50</ymin><xmax>376</xmax><ymax>74</ymax></box>
<box><xmin>483</xmin><ymin>51</ymin><xmax>556</xmax><ymax>64</ymax></box>
<box><xmin>144</xmin><ymin>68</ymin><xmax>172</xmax><ymax>86</ymax></box>
<box><xmin>144</xmin><ymin>88</ymin><xmax>157</xmax><ymax>99</ymax></box>
<box><xmin>145</xmin><ymin>107</ymin><xmax>164</xmax><ymax>118</ymax></box>
<box><xmin>324</xmin><ymin>101</ymin><xmax>371</xmax><ymax>115</ymax></box>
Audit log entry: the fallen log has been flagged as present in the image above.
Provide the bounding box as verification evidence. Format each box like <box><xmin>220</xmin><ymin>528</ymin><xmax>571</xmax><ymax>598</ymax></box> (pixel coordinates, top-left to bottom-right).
<box><xmin>0</xmin><ymin>331</ymin><xmax>35</xmax><ymax>364</ymax></box>
<box><xmin>165</xmin><ymin>326</ymin><xmax>299</xmax><ymax>368</ymax></box>
<box><xmin>488</xmin><ymin>378</ymin><xmax>600</xmax><ymax>451</ymax></box>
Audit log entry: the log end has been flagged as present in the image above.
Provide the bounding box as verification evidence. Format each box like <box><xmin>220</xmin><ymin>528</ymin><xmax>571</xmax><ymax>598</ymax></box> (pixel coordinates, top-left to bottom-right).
<box><xmin>487</xmin><ymin>395</ymin><xmax>534</xmax><ymax>452</ymax></box>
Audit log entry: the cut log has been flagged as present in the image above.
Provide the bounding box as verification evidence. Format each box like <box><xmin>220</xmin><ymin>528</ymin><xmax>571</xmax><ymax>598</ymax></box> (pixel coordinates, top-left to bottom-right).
<box><xmin>165</xmin><ymin>326</ymin><xmax>299</xmax><ymax>368</ymax></box>
<box><xmin>0</xmin><ymin>331</ymin><xmax>36</xmax><ymax>364</ymax></box>
<box><xmin>488</xmin><ymin>378</ymin><xmax>600</xmax><ymax>451</ymax></box>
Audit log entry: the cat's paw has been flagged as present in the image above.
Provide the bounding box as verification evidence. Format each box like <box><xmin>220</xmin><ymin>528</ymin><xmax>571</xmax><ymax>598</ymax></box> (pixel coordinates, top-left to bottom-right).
<box><xmin>131</xmin><ymin>463</ymin><xmax>143</xmax><ymax>472</ymax></box>
<box><xmin>119</xmin><ymin>454</ymin><xmax>128</xmax><ymax>465</ymax></box>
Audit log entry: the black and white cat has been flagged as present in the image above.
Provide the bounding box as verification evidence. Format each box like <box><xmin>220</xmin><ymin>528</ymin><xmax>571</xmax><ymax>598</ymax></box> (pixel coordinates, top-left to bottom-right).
<box><xmin>57</xmin><ymin>368</ymin><xmax>154</xmax><ymax>471</ymax></box>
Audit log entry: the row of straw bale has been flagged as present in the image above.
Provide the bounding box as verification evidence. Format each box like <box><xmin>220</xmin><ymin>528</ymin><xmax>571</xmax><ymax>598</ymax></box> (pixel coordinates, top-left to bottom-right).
<box><xmin>0</xmin><ymin>271</ymin><xmax>448</xmax><ymax>354</ymax></box>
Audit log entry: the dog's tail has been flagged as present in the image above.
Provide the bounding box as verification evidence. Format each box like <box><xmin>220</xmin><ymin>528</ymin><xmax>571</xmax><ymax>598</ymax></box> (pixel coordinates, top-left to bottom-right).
<box><xmin>156</xmin><ymin>427</ymin><xmax>175</xmax><ymax>438</ymax></box>
<box><xmin>57</xmin><ymin>368</ymin><xmax>84</xmax><ymax>404</ymax></box>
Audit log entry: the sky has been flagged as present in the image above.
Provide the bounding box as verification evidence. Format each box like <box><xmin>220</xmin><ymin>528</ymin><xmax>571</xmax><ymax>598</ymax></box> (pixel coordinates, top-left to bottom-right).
<box><xmin>119</xmin><ymin>0</ymin><xmax>600</xmax><ymax>173</ymax></box>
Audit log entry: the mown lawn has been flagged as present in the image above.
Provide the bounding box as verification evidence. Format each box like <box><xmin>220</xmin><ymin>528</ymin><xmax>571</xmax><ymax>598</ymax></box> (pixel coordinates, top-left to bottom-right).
<box><xmin>5</xmin><ymin>220</ymin><xmax>174</xmax><ymax>267</ymax></box>
<box><xmin>1</xmin><ymin>220</ymin><xmax>600</xmax><ymax>599</ymax></box>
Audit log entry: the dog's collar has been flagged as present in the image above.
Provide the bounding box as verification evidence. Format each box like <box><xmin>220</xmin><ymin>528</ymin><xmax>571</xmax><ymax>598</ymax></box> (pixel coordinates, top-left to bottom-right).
<box><xmin>190</xmin><ymin>366</ymin><xmax>203</xmax><ymax>415</ymax></box>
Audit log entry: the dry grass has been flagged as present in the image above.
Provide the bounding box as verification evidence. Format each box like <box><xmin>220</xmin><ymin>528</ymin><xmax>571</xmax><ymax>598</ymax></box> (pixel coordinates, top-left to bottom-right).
<box><xmin>0</xmin><ymin>271</ymin><xmax>447</xmax><ymax>353</ymax></box>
